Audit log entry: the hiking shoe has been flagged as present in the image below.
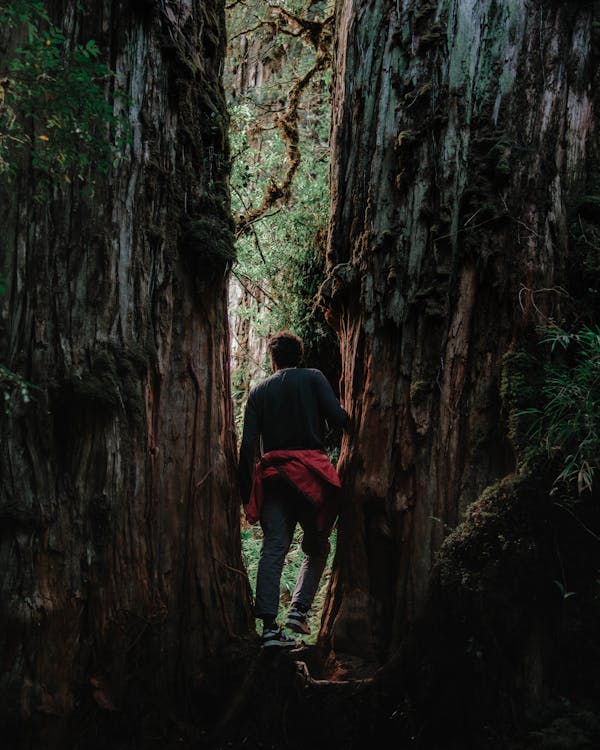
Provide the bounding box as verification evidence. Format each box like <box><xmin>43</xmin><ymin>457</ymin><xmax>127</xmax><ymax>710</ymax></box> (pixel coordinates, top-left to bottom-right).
<box><xmin>262</xmin><ymin>626</ymin><xmax>296</xmax><ymax>649</ymax></box>
<box><xmin>285</xmin><ymin>608</ymin><xmax>310</xmax><ymax>635</ymax></box>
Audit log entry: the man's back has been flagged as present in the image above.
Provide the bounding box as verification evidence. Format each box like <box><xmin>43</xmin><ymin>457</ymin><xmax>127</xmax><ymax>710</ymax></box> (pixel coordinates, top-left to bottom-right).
<box><xmin>238</xmin><ymin>367</ymin><xmax>347</xmax><ymax>502</ymax></box>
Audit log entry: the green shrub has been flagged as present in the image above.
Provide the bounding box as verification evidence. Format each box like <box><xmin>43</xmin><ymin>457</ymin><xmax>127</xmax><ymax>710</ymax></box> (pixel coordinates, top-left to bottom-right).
<box><xmin>0</xmin><ymin>0</ymin><xmax>129</xmax><ymax>194</ymax></box>
<box><xmin>519</xmin><ymin>325</ymin><xmax>600</xmax><ymax>493</ymax></box>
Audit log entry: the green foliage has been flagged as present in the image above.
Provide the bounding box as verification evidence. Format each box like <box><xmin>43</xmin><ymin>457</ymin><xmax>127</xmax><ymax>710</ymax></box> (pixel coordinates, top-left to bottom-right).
<box><xmin>0</xmin><ymin>364</ymin><xmax>34</xmax><ymax>415</ymax></box>
<box><xmin>0</xmin><ymin>0</ymin><xmax>128</xmax><ymax>195</ymax></box>
<box><xmin>226</xmin><ymin>1</ymin><xmax>335</xmax><ymax>417</ymax></box>
<box><xmin>230</xmin><ymin>98</ymin><xmax>330</xmax><ymax>332</ymax></box>
<box><xmin>241</xmin><ymin>519</ymin><xmax>336</xmax><ymax>642</ymax></box>
<box><xmin>500</xmin><ymin>349</ymin><xmax>541</xmax><ymax>455</ymax></box>
<box><xmin>518</xmin><ymin>325</ymin><xmax>600</xmax><ymax>494</ymax></box>
<box><xmin>0</xmin><ymin>2</ymin><xmax>128</xmax><ymax>408</ymax></box>
<box><xmin>228</xmin><ymin>7</ymin><xmax>342</xmax><ymax>617</ymax></box>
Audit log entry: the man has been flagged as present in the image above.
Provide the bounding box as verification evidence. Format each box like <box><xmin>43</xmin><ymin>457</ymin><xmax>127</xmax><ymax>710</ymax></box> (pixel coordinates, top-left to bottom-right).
<box><xmin>239</xmin><ymin>330</ymin><xmax>349</xmax><ymax>648</ymax></box>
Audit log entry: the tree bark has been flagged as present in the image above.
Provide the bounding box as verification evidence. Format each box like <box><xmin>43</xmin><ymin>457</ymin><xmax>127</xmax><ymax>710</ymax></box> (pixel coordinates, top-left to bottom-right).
<box><xmin>321</xmin><ymin>0</ymin><xmax>599</xmax><ymax>662</ymax></box>
<box><xmin>0</xmin><ymin>1</ymin><xmax>253</xmax><ymax>743</ymax></box>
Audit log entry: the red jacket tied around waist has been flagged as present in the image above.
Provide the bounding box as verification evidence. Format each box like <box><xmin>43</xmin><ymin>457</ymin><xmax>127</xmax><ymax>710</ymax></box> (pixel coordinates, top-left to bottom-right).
<box><xmin>244</xmin><ymin>449</ymin><xmax>342</xmax><ymax>532</ymax></box>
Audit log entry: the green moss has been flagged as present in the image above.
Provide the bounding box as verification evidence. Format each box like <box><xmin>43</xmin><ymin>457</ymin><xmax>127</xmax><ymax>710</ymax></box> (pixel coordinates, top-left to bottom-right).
<box><xmin>410</xmin><ymin>379</ymin><xmax>431</xmax><ymax>402</ymax></box>
<box><xmin>404</xmin><ymin>81</ymin><xmax>432</xmax><ymax>107</ymax></box>
<box><xmin>396</xmin><ymin>130</ymin><xmax>417</xmax><ymax>149</ymax></box>
<box><xmin>182</xmin><ymin>215</ymin><xmax>235</xmax><ymax>275</ymax></box>
<box><xmin>415</xmin><ymin>1</ymin><xmax>438</xmax><ymax>24</ymax></box>
<box><xmin>64</xmin><ymin>344</ymin><xmax>152</xmax><ymax>425</ymax></box>
<box><xmin>429</xmin><ymin>459</ymin><xmax>600</xmax><ymax>741</ymax></box>
<box><xmin>433</xmin><ymin>452</ymin><xmax>560</xmax><ymax>631</ymax></box>
<box><xmin>418</xmin><ymin>23</ymin><xmax>446</xmax><ymax>51</ymax></box>
<box><xmin>500</xmin><ymin>349</ymin><xmax>542</xmax><ymax>455</ymax></box>
<box><xmin>500</xmin><ymin>350</ymin><xmax>538</xmax><ymax>406</ymax></box>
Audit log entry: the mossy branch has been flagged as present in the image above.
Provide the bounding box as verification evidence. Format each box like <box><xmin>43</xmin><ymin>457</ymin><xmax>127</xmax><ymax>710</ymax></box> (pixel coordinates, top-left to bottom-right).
<box><xmin>267</xmin><ymin>3</ymin><xmax>332</xmax><ymax>49</ymax></box>
<box><xmin>235</xmin><ymin>13</ymin><xmax>332</xmax><ymax>237</ymax></box>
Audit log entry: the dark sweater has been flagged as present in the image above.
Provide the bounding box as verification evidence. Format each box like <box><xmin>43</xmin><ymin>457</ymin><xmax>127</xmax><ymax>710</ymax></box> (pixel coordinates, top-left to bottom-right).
<box><xmin>238</xmin><ymin>367</ymin><xmax>348</xmax><ymax>504</ymax></box>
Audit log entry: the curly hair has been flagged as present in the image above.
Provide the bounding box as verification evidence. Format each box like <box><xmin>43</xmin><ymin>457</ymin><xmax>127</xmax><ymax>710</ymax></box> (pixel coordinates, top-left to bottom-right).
<box><xmin>267</xmin><ymin>330</ymin><xmax>304</xmax><ymax>369</ymax></box>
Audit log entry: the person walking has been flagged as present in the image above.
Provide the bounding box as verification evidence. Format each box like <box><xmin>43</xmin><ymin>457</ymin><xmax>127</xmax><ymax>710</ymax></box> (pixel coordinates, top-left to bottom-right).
<box><xmin>238</xmin><ymin>330</ymin><xmax>349</xmax><ymax>648</ymax></box>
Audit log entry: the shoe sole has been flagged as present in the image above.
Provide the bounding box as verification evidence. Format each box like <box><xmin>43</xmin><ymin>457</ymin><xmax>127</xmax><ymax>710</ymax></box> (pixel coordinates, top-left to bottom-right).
<box><xmin>285</xmin><ymin>619</ymin><xmax>310</xmax><ymax>635</ymax></box>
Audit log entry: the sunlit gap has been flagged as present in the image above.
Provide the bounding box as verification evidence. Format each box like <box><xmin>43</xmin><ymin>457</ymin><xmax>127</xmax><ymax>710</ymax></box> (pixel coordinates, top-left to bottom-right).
<box><xmin>224</xmin><ymin>0</ymin><xmax>339</xmax><ymax>640</ymax></box>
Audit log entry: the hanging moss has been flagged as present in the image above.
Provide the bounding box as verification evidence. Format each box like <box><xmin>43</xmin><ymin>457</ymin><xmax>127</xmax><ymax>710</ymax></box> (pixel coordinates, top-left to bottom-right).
<box><xmin>395</xmin><ymin>129</ymin><xmax>418</xmax><ymax>149</ymax></box>
<box><xmin>409</xmin><ymin>378</ymin><xmax>431</xmax><ymax>402</ymax></box>
<box><xmin>403</xmin><ymin>81</ymin><xmax>432</xmax><ymax>107</ymax></box>
<box><xmin>414</xmin><ymin>1</ymin><xmax>438</xmax><ymax>25</ymax></box>
<box><xmin>417</xmin><ymin>22</ymin><xmax>446</xmax><ymax>53</ymax></box>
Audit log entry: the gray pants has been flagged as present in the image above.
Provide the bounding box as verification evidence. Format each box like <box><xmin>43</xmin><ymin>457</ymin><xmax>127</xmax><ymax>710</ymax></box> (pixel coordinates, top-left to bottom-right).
<box><xmin>255</xmin><ymin>478</ymin><xmax>330</xmax><ymax>620</ymax></box>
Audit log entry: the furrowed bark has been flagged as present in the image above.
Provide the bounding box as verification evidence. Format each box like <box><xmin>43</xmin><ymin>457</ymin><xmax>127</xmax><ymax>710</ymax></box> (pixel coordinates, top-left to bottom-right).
<box><xmin>321</xmin><ymin>0</ymin><xmax>599</xmax><ymax>661</ymax></box>
<box><xmin>0</xmin><ymin>1</ymin><xmax>253</xmax><ymax>743</ymax></box>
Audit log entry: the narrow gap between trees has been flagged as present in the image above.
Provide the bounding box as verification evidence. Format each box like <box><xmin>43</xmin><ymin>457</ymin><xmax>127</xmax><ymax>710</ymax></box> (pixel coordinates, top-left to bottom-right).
<box><xmin>224</xmin><ymin>0</ymin><xmax>343</xmax><ymax>649</ymax></box>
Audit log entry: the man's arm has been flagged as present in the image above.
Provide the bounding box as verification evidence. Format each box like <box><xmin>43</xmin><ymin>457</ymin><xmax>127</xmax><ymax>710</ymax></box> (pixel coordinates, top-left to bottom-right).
<box><xmin>238</xmin><ymin>393</ymin><xmax>260</xmax><ymax>504</ymax></box>
<box><xmin>314</xmin><ymin>370</ymin><xmax>349</xmax><ymax>429</ymax></box>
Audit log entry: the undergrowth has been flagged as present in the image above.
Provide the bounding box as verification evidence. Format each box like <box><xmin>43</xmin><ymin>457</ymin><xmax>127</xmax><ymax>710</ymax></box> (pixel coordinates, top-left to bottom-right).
<box><xmin>518</xmin><ymin>324</ymin><xmax>600</xmax><ymax>494</ymax></box>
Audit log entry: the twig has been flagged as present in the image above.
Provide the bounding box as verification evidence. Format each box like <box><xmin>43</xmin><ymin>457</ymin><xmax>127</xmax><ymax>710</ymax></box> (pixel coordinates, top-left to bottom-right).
<box><xmin>235</xmin><ymin>207</ymin><xmax>283</xmax><ymax>237</ymax></box>
<box><xmin>433</xmin><ymin>215</ymin><xmax>501</xmax><ymax>243</ymax></box>
<box><xmin>233</xmin><ymin>10</ymin><xmax>332</xmax><ymax>236</ymax></box>
<box><xmin>196</xmin><ymin>467</ymin><xmax>214</xmax><ymax>489</ymax></box>
<box><xmin>518</xmin><ymin>284</ymin><xmax>569</xmax><ymax>319</ymax></box>
<box><xmin>554</xmin><ymin>501</ymin><xmax>600</xmax><ymax>544</ymax></box>
<box><xmin>228</xmin><ymin>21</ymin><xmax>271</xmax><ymax>43</ymax></box>
<box><xmin>211</xmin><ymin>555</ymin><xmax>249</xmax><ymax>577</ymax></box>
<box><xmin>500</xmin><ymin>195</ymin><xmax>542</xmax><ymax>238</ymax></box>
<box><xmin>231</xmin><ymin>269</ymin><xmax>277</xmax><ymax>306</ymax></box>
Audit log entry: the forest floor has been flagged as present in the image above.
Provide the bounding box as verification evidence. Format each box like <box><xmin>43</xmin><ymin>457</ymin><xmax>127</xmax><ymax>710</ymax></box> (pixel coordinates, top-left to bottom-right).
<box><xmin>56</xmin><ymin>630</ymin><xmax>600</xmax><ymax>750</ymax></box>
<box><xmin>191</xmin><ymin>640</ymin><xmax>388</xmax><ymax>750</ymax></box>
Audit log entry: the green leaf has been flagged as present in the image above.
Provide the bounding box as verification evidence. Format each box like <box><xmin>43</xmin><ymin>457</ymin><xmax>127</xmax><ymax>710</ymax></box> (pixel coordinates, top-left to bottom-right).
<box><xmin>554</xmin><ymin>580</ymin><xmax>576</xmax><ymax>599</ymax></box>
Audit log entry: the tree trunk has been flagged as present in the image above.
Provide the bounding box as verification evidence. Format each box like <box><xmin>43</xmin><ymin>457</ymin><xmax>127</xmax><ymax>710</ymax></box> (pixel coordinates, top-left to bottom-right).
<box><xmin>321</xmin><ymin>0</ymin><xmax>599</xmax><ymax>662</ymax></box>
<box><xmin>0</xmin><ymin>1</ymin><xmax>253</xmax><ymax>743</ymax></box>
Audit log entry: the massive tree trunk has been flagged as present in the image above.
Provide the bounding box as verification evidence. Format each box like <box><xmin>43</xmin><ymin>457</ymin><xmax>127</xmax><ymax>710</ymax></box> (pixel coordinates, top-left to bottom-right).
<box><xmin>321</xmin><ymin>0</ymin><xmax>599</xmax><ymax>662</ymax></box>
<box><xmin>0</xmin><ymin>1</ymin><xmax>252</xmax><ymax>744</ymax></box>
